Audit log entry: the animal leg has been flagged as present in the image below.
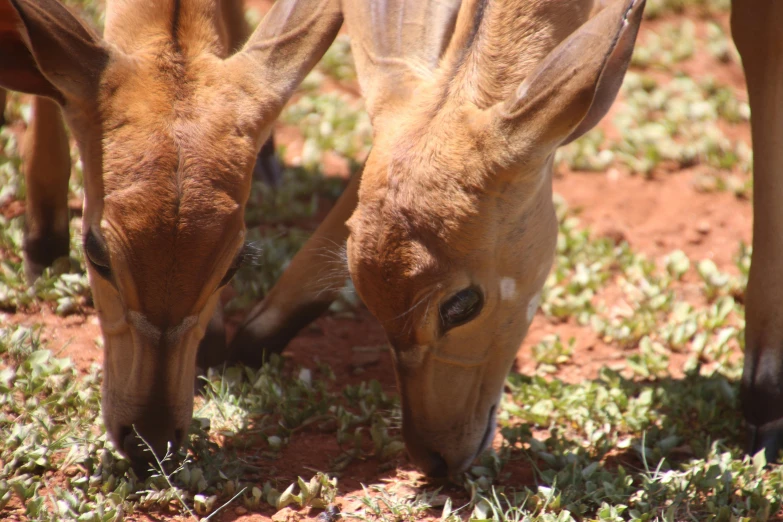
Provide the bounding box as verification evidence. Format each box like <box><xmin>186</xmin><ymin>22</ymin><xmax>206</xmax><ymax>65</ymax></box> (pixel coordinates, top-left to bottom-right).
<box><xmin>731</xmin><ymin>0</ymin><xmax>783</xmax><ymax>462</ymax></box>
<box><xmin>228</xmin><ymin>170</ymin><xmax>361</xmax><ymax>367</ymax></box>
<box><xmin>22</xmin><ymin>96</ymin><xmax>71</xmax><ymax>282</ymax></box>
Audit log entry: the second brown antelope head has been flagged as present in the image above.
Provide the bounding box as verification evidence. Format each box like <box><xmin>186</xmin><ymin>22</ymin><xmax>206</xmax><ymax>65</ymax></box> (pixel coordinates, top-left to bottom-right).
<box><xmin>342</xmin><ymin>0</ymin><xmax>644</xmax><ymax>476</ymax></box>
<box><xmin>0</xmin><ymin>0</ymin><xmax>341</xmax><ymax>471</ymax></box>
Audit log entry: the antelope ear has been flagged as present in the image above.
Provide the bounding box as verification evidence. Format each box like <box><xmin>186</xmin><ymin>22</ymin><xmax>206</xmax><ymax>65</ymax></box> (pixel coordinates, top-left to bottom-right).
<box><xmin>341</xmin><ymin>0</ymin><xmax>461</xmax><ymax>125</ymax></box>
<box><xmin>0</xmin><ymin>0</ymin><xmax>108</xmax><ymax>105</ymax></box>
<box><xmin>231</xmin><ymin>0</ymin><xmax>342</xmax><ymax>119</ymax></box>
<box><xmin>491</xmin><ymin>0</ymin><xmax>644</xmax><ymax>155</ymax></box>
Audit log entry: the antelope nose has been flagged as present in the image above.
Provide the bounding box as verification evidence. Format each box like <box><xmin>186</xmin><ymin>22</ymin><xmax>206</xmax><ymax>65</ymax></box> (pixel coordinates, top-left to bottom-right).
<box><xmin>419</xmin><ymin>449</ymin><xmax>449</xmax><ymax>478</ymax></box>
<box><xmin>404</xmin><ymin>436</ymin><xmax>450</xmax><ymax>477</ymax></box>
<box><xmin>120</xmin><ymin>425</ymin><xmax>185</xmax><ymax>475</ymax></box>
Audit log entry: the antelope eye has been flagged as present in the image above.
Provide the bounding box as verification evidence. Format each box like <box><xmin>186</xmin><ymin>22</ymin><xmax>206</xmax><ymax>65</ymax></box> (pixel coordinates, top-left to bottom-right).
<box><xmin>439</xmin><ymin>287</ymin><xmax>483</xmax><ymax>330</ymax></box>
<box><xmin>218</xmin><ymin>264</ymin><xmax>240</xmax><ymax>288</ymax></box>
<box><xmin>219</xmin><ymin>244</ymin><xmax>249</xmax><ymax>288</ymax></box>
<box><xmin>83</xmin><ymin>230</ymin><xmax>111</xmax><ymax>280</ymax></box>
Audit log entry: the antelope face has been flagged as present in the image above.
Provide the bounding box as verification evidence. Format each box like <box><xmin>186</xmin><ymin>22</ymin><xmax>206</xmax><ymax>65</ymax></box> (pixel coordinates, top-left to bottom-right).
<box><xmin>0</xmin><ymin>0</ymin><xmax>342</xmax><ymax>471</ymax></box>
<box><xmin>88</xmin><ymin>57</ymin><xmax>262</xmax><ymax>466</ymax></box>
<box><xmin>346</xmin><ymin>113</ymin><xmax>558</xmax><ymax>476</ymax></box>
<box><xmin>341</xmin><ymin>0</ymin><xmax>644</xmax><ymax>477</ymax></box>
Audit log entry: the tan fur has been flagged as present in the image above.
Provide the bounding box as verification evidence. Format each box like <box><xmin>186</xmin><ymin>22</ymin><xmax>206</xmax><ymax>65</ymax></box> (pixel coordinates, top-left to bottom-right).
<box><xmin>338</xmin><ymin>0</ymin><xmax>644</xmax><ymax>476</ymax></box>
<box><xmin>3</xmin><ymin>0</ymin><xmax>780</xmax><ymax>477</ymax></box>
<box><xmin>178</xmin><ymin>0</ymin><xmax>783</xmax><ymax>474</ymax></box>
<box><xmin>336</xmin><ymin>0</ymin><xmax>783</xmax><ymax>475</ymax></box>
<box><xmin>0</xmin><ymin>0</ymin><xmax>341</xmax><ymax>468</ymax></box>
<box><xmin>96</xmin><ymin>47</ymin><xmax>257</xmax><ymax>321</ymax></box>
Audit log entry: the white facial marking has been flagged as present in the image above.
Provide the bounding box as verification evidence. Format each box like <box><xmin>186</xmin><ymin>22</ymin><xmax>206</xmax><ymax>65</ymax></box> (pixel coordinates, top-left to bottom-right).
<box><xmin>499</xmin><ymin>277</ymin><xmax>518</xmax><ymax>301</ymax></box>
<box><xmin>127</xmin><ymin>312</ymin><xmax>199</xmax><ymax>345</ymax></box>
<box><xmin>128</xmin><ymin>311</ymin><xmax>162</xmax><ymax>343</ymax></box>
<box><xmin>517</xmin><ymin>78</ymin><xmax>531</xmax><ymax>99</ymax></box>
<box><xmin>165</xmin><ymin>315</ymin><xmax>199</xmax><ymax>345</ymax></box>
<box><xmin>526</xmin><ymin>292</ymin><xmax>541</xmax><ymax>322</ymax></box>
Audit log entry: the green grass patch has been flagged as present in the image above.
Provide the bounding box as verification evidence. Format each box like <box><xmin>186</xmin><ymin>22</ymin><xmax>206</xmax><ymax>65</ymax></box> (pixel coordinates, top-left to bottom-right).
<box><xmin>0</xmin><ymin>1</ymin><xmax>777</xmax><ymax>520</ymax></box>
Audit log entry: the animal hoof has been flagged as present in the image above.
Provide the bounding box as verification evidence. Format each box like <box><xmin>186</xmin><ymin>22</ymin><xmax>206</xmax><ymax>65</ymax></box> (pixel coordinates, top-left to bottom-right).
<box><xmin>746</xmin><ymin>423</ymin><xmax>783</xmax><ymax>464</ymax></box>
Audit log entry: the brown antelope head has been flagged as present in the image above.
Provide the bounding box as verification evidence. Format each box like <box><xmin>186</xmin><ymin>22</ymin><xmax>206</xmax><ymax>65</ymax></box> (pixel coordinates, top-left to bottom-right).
<box><xmin>0</xmin><ymin>0</ymin><xmax>341</xmax><ymax>469</ymax></box>
<box><xmin>342</xmin><ymin>0</ymin><xmax>644</xmax><ymax>476</ymax></box>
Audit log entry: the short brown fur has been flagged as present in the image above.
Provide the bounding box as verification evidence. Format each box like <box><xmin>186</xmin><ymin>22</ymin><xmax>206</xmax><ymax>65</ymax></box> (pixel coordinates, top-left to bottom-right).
<box><xmin>197</xmin><ymin>0</ymin><xmax>783</xmax><ymax>476</ymax></box>
<box><xmin>0</xmin><ymin>0</ymin><xmax>341</xmax><ymax>470</ymax></box>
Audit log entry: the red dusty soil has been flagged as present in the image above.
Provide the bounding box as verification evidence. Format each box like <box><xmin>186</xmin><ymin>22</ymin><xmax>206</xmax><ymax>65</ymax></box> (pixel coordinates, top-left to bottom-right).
<box><xmin>0</xmin><ymin>7</ymin><xmax>757</xmax><ymax>522</ymax></box>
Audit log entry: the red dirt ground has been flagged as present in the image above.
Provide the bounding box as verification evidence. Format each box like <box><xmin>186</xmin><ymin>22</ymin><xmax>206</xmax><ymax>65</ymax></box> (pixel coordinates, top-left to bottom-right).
<box><xmin>0</xmin><ymin>5</ymin><xmax>756</xmax><ymax>522</ymax></box>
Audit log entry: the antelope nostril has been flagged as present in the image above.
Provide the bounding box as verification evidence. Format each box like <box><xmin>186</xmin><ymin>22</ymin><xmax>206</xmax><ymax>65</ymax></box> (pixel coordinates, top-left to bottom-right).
<box><xmin>122</xmin><ymin>428</ymin><xmax>148</xmax><ymax>460</ymax></box>
<box><xmin>426</xmin><ymin>450</ymin><xmax>449</xmax><ymax>478</ymax></box>
<box><xmin>120</xmin><ymin>425</ymin><xmax>161</xmax><ymax>461</ymax></box>
<box><xmin>118</xmin><ymin>424</ymin><xmax>130</xmax><ymax>438</ymax></box>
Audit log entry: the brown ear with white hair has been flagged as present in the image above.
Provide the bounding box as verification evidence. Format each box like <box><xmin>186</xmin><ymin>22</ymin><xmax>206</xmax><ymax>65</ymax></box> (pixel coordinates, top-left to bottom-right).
<box><xmin>490</xmin><ymin>0</ymin><xmax>645</xmax><ymax>159</ymax></box>
<box><xmin>230</xmin><ymin>0</ymin><xmax>343</xmax><ymax>121</ymax></box>
<box><xmin>340</xmin><ymin>0</ymin><xmax>462</xmax><ymax>124</ymax></box>
<box><xmin>0</xmin><ymin>0</ymin><xmax>108</xmax><ymax>105</ymax></box>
